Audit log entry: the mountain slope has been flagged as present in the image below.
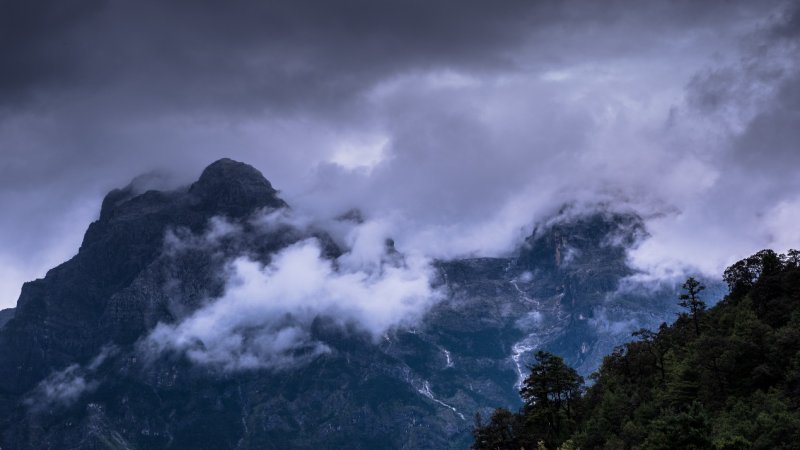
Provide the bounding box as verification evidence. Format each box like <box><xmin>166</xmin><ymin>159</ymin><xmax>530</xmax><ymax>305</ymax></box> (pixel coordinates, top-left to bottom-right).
<box><xmin>0</xmin><ymin>159</ymin><xmax>688</xmax><ymax>449</ymax></box>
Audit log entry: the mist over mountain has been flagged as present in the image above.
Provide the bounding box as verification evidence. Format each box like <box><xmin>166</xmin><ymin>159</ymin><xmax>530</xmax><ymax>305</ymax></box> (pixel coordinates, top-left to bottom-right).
<box><xmin>0</xmin><ymin>159</ymin><xmax>713</xmax><ymax>449</ymax></box>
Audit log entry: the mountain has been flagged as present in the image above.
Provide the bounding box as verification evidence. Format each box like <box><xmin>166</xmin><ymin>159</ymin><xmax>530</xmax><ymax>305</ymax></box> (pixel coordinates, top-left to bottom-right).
<box><xmin>0</xmin><ymin>159</ymin><xmax>695</xmax><ymax>449</ymax></box>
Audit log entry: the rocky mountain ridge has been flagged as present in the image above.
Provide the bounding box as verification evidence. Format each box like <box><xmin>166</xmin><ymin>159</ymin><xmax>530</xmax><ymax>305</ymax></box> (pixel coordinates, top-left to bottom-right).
<box><xmin>0</xmin><ymin>159</ymin><xmax>699</xmax><ymax>449</ymax></box>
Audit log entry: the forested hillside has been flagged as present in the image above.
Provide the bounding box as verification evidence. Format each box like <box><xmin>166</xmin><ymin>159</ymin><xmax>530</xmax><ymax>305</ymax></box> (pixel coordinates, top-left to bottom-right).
<box><xmin>473</xmin><ymin>249</ymin><xmax>800</xmax><ymax>449</ymax></box>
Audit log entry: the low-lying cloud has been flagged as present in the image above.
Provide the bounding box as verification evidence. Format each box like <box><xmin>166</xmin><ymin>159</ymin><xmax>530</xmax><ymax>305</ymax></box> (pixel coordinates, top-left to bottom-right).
<box><xmin>24</xmin><ymin>345</ymin><xmax>116</xmax><ymax>412</ymax></box>
<box><xmin>142</xmin><ymin>216</ymin><xmax>443</xmax><ymax>371</ymax></box>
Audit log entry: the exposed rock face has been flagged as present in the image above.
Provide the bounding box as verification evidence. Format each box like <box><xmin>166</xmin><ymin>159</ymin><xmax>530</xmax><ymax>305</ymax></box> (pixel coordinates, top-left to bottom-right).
<box><xmin>0</xmin><ymin>159</ymin><xmax>691</xmax><ymax>449</ymax></box>
<box><xmin>189</xmin><ymin>158</ymin><xmax>287</xmax><ymax>216</ymax></box>
<box><xmin>0</xmin><ymin>308</ymin><xmax>13</xmax><ymax>329</ymax></box>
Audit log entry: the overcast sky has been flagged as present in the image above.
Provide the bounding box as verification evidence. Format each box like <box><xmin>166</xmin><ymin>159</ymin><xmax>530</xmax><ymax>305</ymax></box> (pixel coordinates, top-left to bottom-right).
<box><xmin>1</xmin><ymin>0</ymin><xmax>799</xmax><ymax>309</ymax></box>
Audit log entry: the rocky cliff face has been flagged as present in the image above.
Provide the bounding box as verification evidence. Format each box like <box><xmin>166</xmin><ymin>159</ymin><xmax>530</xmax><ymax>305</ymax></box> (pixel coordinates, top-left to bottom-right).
<box><xmin>0</xmin><ymin>308</ymin><xmax>13</xmax><ymax>329</ymax></box>
<box><xmin>0</xmin><ymin>159</ymin><xmax>690</xmax><ymax>449</ymax></box>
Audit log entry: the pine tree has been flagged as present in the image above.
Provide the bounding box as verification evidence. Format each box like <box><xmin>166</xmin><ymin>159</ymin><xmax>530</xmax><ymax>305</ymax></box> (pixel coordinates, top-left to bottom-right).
<box><xmin>679</xmin><ymin>277</ymin><xmax>706</xmax><ymax>336</ymax></box>
<box><xmin>519</xmin><ymin>351</ymin><xmax>583</xmax><ymax>448</ymax></box>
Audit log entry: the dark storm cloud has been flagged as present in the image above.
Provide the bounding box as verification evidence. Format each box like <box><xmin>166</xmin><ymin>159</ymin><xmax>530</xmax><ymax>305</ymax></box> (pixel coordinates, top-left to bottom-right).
<box><xmin>1</xmin><ymin>0</ymin><xmax>772</xmax><ymax>114</ymax></box>
<box><xmin>0</xmin><ymin>0</ymin><xmax>104</xmax><ymax>105</ymax></box>
<box><xmin>770</xmin><ymin>2</ymin><xmax>800</xmax><ymax>38</ymax></box>
<box><xmin>733</xmin><ymin>73</ymin><xmax>800</xmax><ymax>174</ymax></box>
<box><xmin>684</xmin><ymin>1</ymin><xmax>800</xmax><ymax>175</ymax></box>
<box><xmin>0</xmin><ymin>0</ymin><xmax>799</xmax><ymax>308</ymax></box>
<box><xmin>734</xmin><ymin>3</ymin><xmax>800</xmax><ymax>174</ymax></box>
<box><xmin>1</xmin><ymin>0</ymin><xmax>543</xmax><ymax>114</ymax></box>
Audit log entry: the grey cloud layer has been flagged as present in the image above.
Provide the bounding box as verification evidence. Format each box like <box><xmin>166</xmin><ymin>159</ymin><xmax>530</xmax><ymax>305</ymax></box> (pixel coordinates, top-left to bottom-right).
<box><xmin>1</xmin><ymin>0</ymin><xmax>541</xmax><ymax>112</ymax></box>
<box><xmin>0</xmin><ymin>0</ymin><xmax>798</xmax><ymax>308</ymax></box>
<box><xmin>3</xmin><ymin>0</ymin><xmax>778</xmax><ymax>114</ymax></box>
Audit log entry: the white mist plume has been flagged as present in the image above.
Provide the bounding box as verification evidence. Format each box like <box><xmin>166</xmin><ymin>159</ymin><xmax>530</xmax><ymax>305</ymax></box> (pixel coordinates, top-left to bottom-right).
<box><xmin>25</xmin><ymin>346</ymin><xmax>117</xmax><ymax>412</ymax></box>
<box><xmin>143</xmin><ymin>215</ymin><xmax>443</xmax><ymax>371</ymax></box>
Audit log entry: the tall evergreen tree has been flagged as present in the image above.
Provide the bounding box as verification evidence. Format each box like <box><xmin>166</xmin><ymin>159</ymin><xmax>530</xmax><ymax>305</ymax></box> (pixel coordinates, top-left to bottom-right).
<box><xmin>518</xmin><ymin>351</ymin><xmax>583</xmax><ymax>448</ymax></box>
<box><xmin>678</xmin><ymin>276</ymin><xmax>706</xmax><ymax>336</ymax></box>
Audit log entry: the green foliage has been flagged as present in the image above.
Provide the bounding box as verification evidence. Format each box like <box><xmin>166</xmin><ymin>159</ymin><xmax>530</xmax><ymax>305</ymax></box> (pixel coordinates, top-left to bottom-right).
<box><xmin>472</xmin><ymin>352</ymin><xmax>583</xmax><ymax>449</ymax></box>
<box><xmin>473</xmin><ymin>249</ymin><xmax>800</xmax><ymax>449</ymax></box>
<box><xmin>471</xmin><ymin>409</ymin><xmax>521</xmax><ymax>450</ymax></box>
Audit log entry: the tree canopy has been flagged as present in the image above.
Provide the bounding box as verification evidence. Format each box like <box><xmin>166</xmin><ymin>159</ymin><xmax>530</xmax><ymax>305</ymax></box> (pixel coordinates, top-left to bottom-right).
<box><xmin>473</xmin><ymin>351</ymin><xmax>583</xmax><ymax>449</ymax></box>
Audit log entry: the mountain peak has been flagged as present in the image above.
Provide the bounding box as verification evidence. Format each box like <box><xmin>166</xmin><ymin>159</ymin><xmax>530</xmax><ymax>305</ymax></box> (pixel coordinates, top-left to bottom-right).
<box><xmin>189</xmin><ymin>158</ymin><xmax>287</xmax><ymax>216</ymax></box>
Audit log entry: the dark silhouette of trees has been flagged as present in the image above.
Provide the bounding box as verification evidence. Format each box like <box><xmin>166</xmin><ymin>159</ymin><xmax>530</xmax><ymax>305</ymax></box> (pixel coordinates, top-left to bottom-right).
<box><xmin>471</xmin><ymin>409</ymin><xmax>520</xmax><ymax>450</ymax></box>
<box><xmin>632</xmin><ymin>324</ymin><xmax>672</xmax><ymax>383</ymax></box>
<box><xmin>519</xmin><ymin>351</ymin><xmax>583</xmax><ymax>447</ymax></box>
<box><xmin>472</xmin><ymin>352</ymin><xmax>583</xmax><ymax>449</ymax></box>
<box><xmin>678</xmin><ymin>276</ymin><xmax>706</xmax><ymax>336</ymax></box>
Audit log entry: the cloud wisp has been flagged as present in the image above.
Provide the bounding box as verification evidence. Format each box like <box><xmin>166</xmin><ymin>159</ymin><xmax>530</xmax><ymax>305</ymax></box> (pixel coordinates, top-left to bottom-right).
<box><xmin>142</xmin><ymin>215</ymin><xmax>443</xmax><ymax>371</ymax></box>
<box><xmin>24</xmin><ymin>345</ymin><xmax>117</xmax><ymax>413</ymax></box>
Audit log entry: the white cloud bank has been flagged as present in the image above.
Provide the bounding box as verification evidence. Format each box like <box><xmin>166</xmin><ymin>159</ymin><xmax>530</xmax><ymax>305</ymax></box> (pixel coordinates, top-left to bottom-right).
<box><xmin>142</xmin><ymin>219</ymin><xmax>443</xmax><ymax>371</ymax></box>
